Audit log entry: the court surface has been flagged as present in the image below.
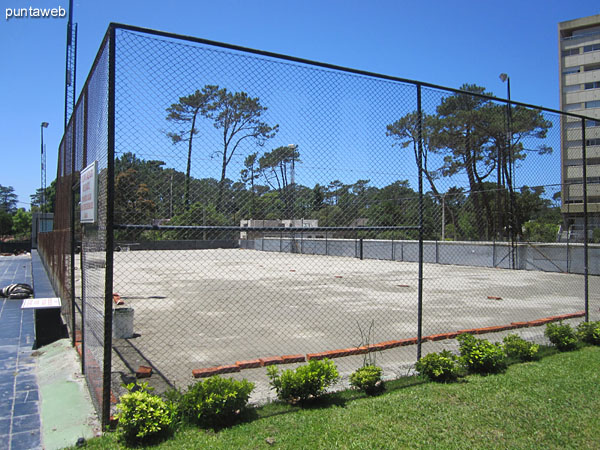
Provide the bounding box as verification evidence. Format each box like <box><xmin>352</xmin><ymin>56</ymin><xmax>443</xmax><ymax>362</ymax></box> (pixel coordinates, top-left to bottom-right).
<box><xmin>102</xmin><ymin>248</ymin><xmax>597</xmax><ymax>402</ymax></box>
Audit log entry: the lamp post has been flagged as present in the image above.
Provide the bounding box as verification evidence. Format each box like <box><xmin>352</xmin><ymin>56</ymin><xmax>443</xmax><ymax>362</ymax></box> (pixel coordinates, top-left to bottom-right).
<box><xmin>441</xmin><ymin>192</ymin><xmax>446</xmax><ymax>241</ymax></box>
<box><xmin>40</xmin><ymin>122</ymin><xmax>49</xmax><ymax>212</ymax></box>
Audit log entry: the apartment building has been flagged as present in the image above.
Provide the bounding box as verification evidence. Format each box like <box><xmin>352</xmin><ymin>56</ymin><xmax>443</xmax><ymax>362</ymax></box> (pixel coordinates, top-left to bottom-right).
<box><xmin>559</xmin><ymin>14</ymin><xmax>600</xmax><ymax>240</ymax></box>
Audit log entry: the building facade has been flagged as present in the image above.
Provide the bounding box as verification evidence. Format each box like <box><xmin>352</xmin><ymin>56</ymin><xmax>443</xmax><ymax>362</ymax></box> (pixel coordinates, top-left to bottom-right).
<box><xmin>559</xmin><ymin>14</ymin><xmax>600</xmax><ymax>240</ymax></box>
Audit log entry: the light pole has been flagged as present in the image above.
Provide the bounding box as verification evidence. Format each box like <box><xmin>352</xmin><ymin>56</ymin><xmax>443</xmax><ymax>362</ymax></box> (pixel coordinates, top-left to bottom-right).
<box><xmin>441</xmin><ymin>192</ymin><xmax>446</xmax><ymax>241</ymax></box>
<box><xmin>40</xmin><ymin>122</ymin><xmax>49</xmax><ymax>212</ymax></box>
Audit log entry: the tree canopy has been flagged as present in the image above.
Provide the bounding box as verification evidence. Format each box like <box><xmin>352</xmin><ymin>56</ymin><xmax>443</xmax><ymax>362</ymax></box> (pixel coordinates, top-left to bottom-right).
<box><xmin>112</xmin><ymin>82</ymin><xmax>561</xmax><ymax>243</ymax></box>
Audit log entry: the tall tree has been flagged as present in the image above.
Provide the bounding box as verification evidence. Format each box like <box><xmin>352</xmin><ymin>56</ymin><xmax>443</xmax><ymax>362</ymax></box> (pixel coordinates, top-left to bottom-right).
<box><xmin>386</xmin><ymin>112</ymin><xmax>441</xmax><ymax>197</ymax></box>
<box><xmin>201</xmin><ymin>85</ymin><xmax>278</xmax><ymax>211</ymax></box>
<box><xmin>241</xmin><ymin>152</ymin><xmax>260</xmax><ymax>217</ymax></box>
<box><xmin>0</xmin><ymin>185</ymin><xmax>18</xmax><ymax>213</ymax></box>
<box><xmin>428</xmin><ymin>84</ymin><xmax>551</xmax><ymax>239</ymax></box>
<box><xmin>30</xmin><ymin>180</ymin><xmax>56</xmax><ymax>213</ymax></box>
<box><xmin>166</xmin><ymin>88</ymin><xmax>215</xmax><ymax>210</ymax></box>
<box><xmin>0</xmin><ymin>210</ymin><xmax>12</xmax><ymax>236</ymax></box>
<box><xmin>258</xmin><ymin>146</ymin><xmax>300</xmax><ymax>216</ymax></box>
<box><xmin>11</xmin><ymin>209</ymin><xmax>31</xmax><ymax>238</ymax></box>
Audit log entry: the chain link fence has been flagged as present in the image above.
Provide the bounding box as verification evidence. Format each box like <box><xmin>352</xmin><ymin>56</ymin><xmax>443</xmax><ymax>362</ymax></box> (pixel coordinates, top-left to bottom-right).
<box><xmin>39</xmin><ymin>24</ymin><xmax>599</xmax><ymax>426</ymax></box>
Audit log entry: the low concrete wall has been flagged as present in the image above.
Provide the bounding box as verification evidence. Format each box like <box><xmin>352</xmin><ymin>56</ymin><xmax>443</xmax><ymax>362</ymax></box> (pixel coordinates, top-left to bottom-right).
<box><xmin>241</xmin><ymin>237</ymin><xmax>600</xmax><ymax>276</ymax></box>
<box><xmin>115</xmin><ymin>240</ymin><xmax>238</xmax><ymax>251</ymax></box>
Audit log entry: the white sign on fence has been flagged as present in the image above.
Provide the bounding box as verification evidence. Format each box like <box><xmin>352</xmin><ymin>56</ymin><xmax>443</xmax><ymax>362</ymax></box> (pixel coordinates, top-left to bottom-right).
<box><xmin>80</xmin><ymin>161</ymin><xmax>98</xmax><ymax>224</ymax></box>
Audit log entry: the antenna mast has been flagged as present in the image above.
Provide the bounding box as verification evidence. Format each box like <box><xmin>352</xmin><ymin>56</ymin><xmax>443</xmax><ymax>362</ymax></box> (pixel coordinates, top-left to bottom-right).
<box><xmin>64</xmin><ymin>0</ymin><xmax>77</xmax><ymax>130</ymax></box>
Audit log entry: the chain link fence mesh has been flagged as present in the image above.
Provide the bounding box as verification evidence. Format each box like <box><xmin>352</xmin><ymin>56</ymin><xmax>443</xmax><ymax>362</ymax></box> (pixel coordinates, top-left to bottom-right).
<box><xmin>39</xmin><ymin>24</ymin><xmax>599</xmax><ymax>424</ymax></box>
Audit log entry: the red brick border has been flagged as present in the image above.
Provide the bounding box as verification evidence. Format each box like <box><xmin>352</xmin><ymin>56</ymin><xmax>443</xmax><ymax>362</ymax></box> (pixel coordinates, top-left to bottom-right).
<box><xmin>190</xmin><ymin>311</ymin><xmax>587</xmax><ymax>377</ymax></box>
<box><xmin>136</xmin><ymin>365</ymin><xmax>152</xmax><ymax>378</ymax></box>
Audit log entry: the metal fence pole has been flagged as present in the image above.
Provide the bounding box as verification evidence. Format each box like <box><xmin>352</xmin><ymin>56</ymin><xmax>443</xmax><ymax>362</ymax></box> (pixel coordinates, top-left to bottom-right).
<box><xmin>566</xmin><ymin>230</ymin><xmax>570</xmax><ymax>273</ymax></box>
<box><xmin>582</xmin><ymin>118</ymin><xmax>589</xmax><ymax>321</ymax></box>
<box><xmin>70</xmin><ymin>184</ymin><xmax>76</xmax><ymax>347</ymax></box>
<box><xmin>102</xmin><ymin>24</ymin><xmax>116</xmax><ymax>429</ymax></box>
<box><xmin>416</xmin><ymin>84</ymin><xmax>424</xmax><ymax>360</ymax></box>
<box><xmin>80</xmin><ymin>244</ymin><xmax>85</xmax><ymax>374</ymax></box>
<box><xmin>69</xmin><ymin>105</ymin><xmax>77</xmax><ymax>347</ymax></box>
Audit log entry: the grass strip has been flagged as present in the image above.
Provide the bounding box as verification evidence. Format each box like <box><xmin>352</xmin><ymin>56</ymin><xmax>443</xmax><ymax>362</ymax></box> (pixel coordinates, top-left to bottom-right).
<box><xmin>75</xmin><ymin>346</ymin><xmax>600</xmax><ymax>449</ymax></box>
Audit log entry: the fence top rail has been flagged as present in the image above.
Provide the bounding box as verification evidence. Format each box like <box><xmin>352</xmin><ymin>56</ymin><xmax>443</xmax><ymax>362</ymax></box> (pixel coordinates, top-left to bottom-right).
<box><xmin>114</xmin><ymin>224</ymin><xmax>419</xmax><ymax>233</ymax></box>
<box><xmin>109</xmin><ymin>22</ymin><xmax>595</xmax><ymax>122</ymax></box>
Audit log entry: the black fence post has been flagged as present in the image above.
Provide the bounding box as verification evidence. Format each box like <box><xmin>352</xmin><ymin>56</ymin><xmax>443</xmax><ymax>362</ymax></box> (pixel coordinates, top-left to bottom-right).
<box><xmin>417</xmin><ymin>84</ymin><xmax>424</xmax><ymax>361</ymax></box>
<box><xmin>70</xmin><ymin>184</ymin><xmax>76</xmax><ymax>347</ymax></box>
<box><xmin>102</xmin><ymin>24</ymin><xmax>116</xmax><ymax>430</ymax></box>
<box><xmin>582</xmin><ymin>118</ymin><xmax>589</xmax><ymax>322</ymax></box>
<box><xmin>566</xmin><ymin>231</ymin><xmax>570</xmax><ymax>273</ymax></box>
<box><xmin>80</xmin><ymin>245</ymin><xmax>85</xmax><ymax>374</ymax></box>
<box><xmin>70</xmin><ymin>105</ymin><xmax>77</xmax><ymax>348</ymax></box>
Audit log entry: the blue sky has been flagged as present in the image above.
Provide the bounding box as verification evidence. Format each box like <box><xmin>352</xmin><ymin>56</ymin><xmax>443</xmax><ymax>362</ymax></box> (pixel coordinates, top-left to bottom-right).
<box><xmin>1</xmin><ymin>0</ymin><xmax>598</xmax><ymax>208</ymax></box>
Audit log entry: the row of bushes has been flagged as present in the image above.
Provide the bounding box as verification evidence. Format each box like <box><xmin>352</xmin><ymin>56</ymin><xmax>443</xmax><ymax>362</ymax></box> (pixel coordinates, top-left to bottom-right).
<box><xmin>115</xmin><ymin>320</ymin><xmax>600</xmax><ymax>445</ymax></box>
<box><xmin>115</xmin><ymin>358</ymin><xmax>382</xmax><ymax>445</ymax></box>
<box><xmin>416</xmin><ymin>321</ymin><xmax>600</xmax><ymax>382</ymax></box>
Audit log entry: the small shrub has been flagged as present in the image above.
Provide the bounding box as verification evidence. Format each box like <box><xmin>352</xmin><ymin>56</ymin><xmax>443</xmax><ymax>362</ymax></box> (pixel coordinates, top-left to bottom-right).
<box><xmin>115</xmin><ymin>382</ymin><xmax>175</xmax><ymax>444</ymax></box>
<box><xmin>457</xmin><ymin>333</ymin><xmax>506</xmax><ymax>374</ymax></box>
<box><xmin>545</xmin><ymin>322</ymin><xmax>578</xmax><ymax>351</ymax></box>
<box><xmin>415</xmin><ymin>350</ymin><xmax>460</xmax><ymax>382</ymax></box>
<box><xmin>576</xmin><ymin>321</ymin><xmax>600</xmax><ymax>345</ymax></box>
<box><xmin>349</xmin><ymin>365</ymin><xmax>383</xmax><ymax>394</ymax></box>
<box><xmin>267</xmin><ymin>359</ymin><xmax>339</xmax><ymax>403</ymax></box>
<box><xmin>503</xmin><ymin>334</ymin><xmax>539</xmax><ymax>361</ymax></box>
<box><xmin>180</xmin><ymin>376</ymin><xmax>254</xmax><ymax>427</ymax></box>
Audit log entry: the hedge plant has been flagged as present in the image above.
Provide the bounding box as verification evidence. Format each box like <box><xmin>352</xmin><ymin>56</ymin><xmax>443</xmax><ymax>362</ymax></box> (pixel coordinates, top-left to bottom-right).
<box><xmin>503</xmin><ymin>334</ymin><xmax>539</xmax><ymax>361</ymax></box>
<box><xmin>180</xmin><ymin>376</ymin><xmax>254</xmax><ymax>428</ymax></box>
<box><xmin>415</xmin><ymin>350</ymin><xmax>461</xmax><ymax>382</ymax></box>
<box><xmin>457</xmin><ymin>333</ymin><xmax>506</xmax><ymax>374</ymax></box>
<box><xmin>545</xmin><ymin>322</ymin><xmax>578</xmax><ymax>351</ymax></box>
<box><xmin>576</xmin><ymin>321</ymin><xmax>600</xmax><ymax>345</ymax></box>
<box><xmin>349</xmin><ymin>365</ymin><xmax>384</xmax><ymax>394</ymax></box>
<box><xmin>115</xmin><ymin>382</ymin><xmax>175</xmax><ymax>445</ymax></box>
<box><xmin>267</xmin><ymin>358</ymin><xmax>339</xmax><ymax>403</ymax></box>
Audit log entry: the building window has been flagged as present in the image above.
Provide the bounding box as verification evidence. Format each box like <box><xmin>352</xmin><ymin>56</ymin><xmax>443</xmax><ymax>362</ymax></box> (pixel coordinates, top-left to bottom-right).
<box><xmin>564</xmin><ymin>84</ymin><xmax>581</xmax><ymax>93</ymax></box>
<box><xmin>565</xmin><ymin>103</ymin><xmax>581</xmax><ymax>111</ymax></box>
<box><xmin>586</xmin><ymin>138</ymin><xmax>600</xmax><ymax>146</ymax></box>
<box><xmin>562</xmin><ymin>48</ymin><xmax>580</xmax><ymax>56</ymax></box>
<box><xmin>584</xmin><ymin>63</ymin><xmax>600</xmax><ymax>72</ymax></box>
<box><xmin>563</xmin><ymin>67</ymin><xmax>580</xmax><ymax>75</ymax></box>
<box><xmin>583</xmin><ymin>43</ymin><xmax>600</xmax><ymax>52</ymax></box>
<box><xmin>585</xmin><ymin>82</ymin><xmax>600</xmax><ymax>90</ymax></box>
<box><xmin>585</xmin><ymin>100</ymin><xmax>600</xmax><ymax>108</ymax></box>
<box><xmin>587</xmin><ymin>119</ymin><xmax>600</xmax><ymax>127</ymax></box>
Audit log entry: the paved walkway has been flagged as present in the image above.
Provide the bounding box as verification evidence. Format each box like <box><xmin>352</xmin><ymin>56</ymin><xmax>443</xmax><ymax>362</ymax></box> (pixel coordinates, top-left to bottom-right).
<box><xmin>0</xmin><ymin>254</ymin><xmax>41</xmax><ymax>450</ymax></box>
<box><xmin>0</xmin><ymin>252</ymin><xmax>99</xmax><ymax>450</ymax></box>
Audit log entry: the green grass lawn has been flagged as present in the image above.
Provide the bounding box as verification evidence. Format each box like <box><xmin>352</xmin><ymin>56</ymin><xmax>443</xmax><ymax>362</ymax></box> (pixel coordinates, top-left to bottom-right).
<box><xmin>78</xmin><ymin>346</ymin><xmax>600</xmax><ymax>449</ymax></box>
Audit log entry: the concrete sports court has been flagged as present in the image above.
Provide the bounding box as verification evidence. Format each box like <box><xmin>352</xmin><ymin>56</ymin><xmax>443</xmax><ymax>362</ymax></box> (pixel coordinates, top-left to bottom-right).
<box><xmin>102</xmin><ymin>248</ymin><xmax>598</xmax><ymax>401</ymax></box>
